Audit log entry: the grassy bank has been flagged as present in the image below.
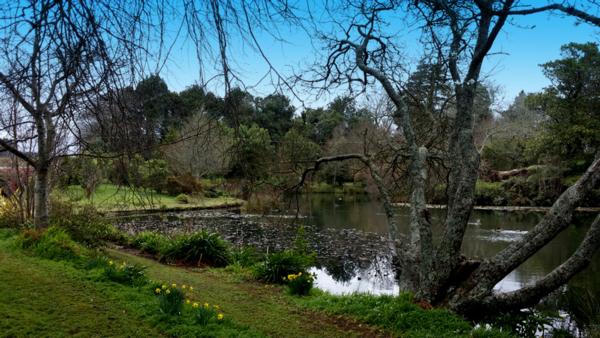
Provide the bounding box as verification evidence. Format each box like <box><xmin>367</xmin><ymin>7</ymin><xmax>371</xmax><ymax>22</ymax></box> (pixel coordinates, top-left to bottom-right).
<box><xmin>59</xmin><ymin>184</ymin><xmax>242</xmax><ymax>211</ymax></box>
<box><xmin>0</xmin><ymin>227</ymin><xmax>515</xmax><ymax>337</ymax></box>
<box><xmin>0</xmin><ymin>229</ymin><xmax>384</xmax><ymax>337</ymax></box>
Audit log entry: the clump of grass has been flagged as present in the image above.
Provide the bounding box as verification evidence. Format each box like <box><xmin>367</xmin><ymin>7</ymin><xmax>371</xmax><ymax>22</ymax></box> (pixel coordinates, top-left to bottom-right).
<box><xmin>158</xmin><ymin>231</ymin><xmax>231</xmax><ymax>267</ymax></box>
<box><xmin>296</xmin><ymin>292</ymin><xmax>475</xmax><ymax>337</ymax></box>
<box><xmin>19</xmin><ymin>226</ymin><xmax>88</xmax><ymax>261</ymax></box>
<box><xmin>130</xmin><ymin>231</ymin><xmax>168</xmax><ymax>255</ymax></box>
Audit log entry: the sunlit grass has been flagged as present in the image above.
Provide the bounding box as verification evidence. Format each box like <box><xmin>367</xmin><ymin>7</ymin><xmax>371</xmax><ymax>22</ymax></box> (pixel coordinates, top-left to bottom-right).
<box><xmin>58</xmin><ymin>184</ymin><xmax>242</xmax><ymax>211</ymax></box>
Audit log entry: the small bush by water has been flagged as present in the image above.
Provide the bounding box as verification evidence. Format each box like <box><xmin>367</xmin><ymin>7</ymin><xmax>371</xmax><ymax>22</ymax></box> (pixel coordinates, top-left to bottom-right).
<box><xmin>131</xmin><ymin>231</ymin><xmax>169</xmax><ymax>255</ymax></box>
<box><xmin>158</xmin><ymin>231</ymin><xmax>231</xmax><ymax>267</ymax></box>
<box><xmin>253</xmin><ymin>249</ymin><xmax>315</xmax><ymax>284</ymax></box>
<box><xmin>283</xmin><ymin>272</ymin><xmax>315</xmax><ymax>296</ymax></box>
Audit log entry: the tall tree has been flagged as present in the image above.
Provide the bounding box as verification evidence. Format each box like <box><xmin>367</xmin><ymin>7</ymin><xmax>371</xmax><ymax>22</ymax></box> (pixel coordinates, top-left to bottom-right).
<box><xmin>0</xmin><ymin>0</ymin><xmax>160</xmax><ymax>226</ymax></box>
<box><xmin>295</xmin><ymin>0</ymin><xmax>600</xmax><ymax>317</ymax></box>
<box><xmin>528</xmin><ymin>42</ymin><xmax>600</xmax><ymax>168</ymax></box>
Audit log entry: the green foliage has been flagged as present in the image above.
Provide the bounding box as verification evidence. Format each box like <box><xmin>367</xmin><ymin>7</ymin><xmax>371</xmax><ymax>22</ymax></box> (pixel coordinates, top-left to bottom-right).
<box><xmin>154</xmin><ymin>283</ymin><xmax>186</xmax><ymax>316</ymax></box>
<box><xmin>103</xmin><ymin>260</ymin><xmax>148</xmax><ymax>286</ymax></box>
<box><xmin>19</xmin><ymin>226</ymin><xmax>88</xmax><ymax>261</ymax></box>
<box><xmin>474</xmin><ymin>181</ymin><xmax>507</xmax><ymax>206</ymax></box>
<box><xmin>527</xmin><ymin>43</ymin><xmax>600</xmax><ymax>168</ymax></box>
<box><xmin>229</xmin><ymin>124</ymin><xmax>274</xmax><ymax>181</ymax></box>
<box><xmin>193</xmin><ymin>302</ymin><xmax>225</xmax><ymax>326</ymax></box>
<box><xmin>297</xmin><ymin>292</ymin><xmax>473</xmax><ymax>337</ymax></box>
<box><xmin>278</xmin><ymin>128</ymin><xmax>322</xmax><ymax>176</ymax></box>
<box><xmin>48</xmin><ymin>199</ymin><xmax>125</xmax><ymax>247</ymax></box>
<box><xmin>284</xmin><ymin>272</ymin><xmax>315</xmax><ymax>296</ymax></box>
<box><xmin>175</xmin><ymin>193</ymin><xmax>190</xmax><ymax>204</ymax></box>
<box><xmin>482</xmin><ymin>138</ymin><xmax>532</xmax><ymax>171</ymax></box>
<box><xmin>253</xmin><ymin>250</ymin><xmax>315</xmax><ymax>284</ymax></box>
<box><xmin>230</xmin><ymin>246</ymin><xmax>261</xmax><ymax>267</ymax></box>
<box><xmin>159</xmin><ymin>231</ymin><xmax>231</xmax><ymax>267</ymax></box>
<box><xmin>165</xmin><ymin>175</ymin><xmax>203</xmax><ymax>196</ymax></box>
<box><xmin>131</xmin><ymin>231</ymin><xmax>169</xmax><ymax>255</ymax></box>
<box><xmin>560</xmin><ymin>286</ymin><xmax>600</xmax><ymax>336</ymax></box>
<box><xmin>481</xmin><ymin>310</ymin><xmax>553</xmax><ymax>338</ymax></box>
<box><xmin>471</xmin><ymin>327</ymin><xmax>516</xmax><ymax>338</ymax></box>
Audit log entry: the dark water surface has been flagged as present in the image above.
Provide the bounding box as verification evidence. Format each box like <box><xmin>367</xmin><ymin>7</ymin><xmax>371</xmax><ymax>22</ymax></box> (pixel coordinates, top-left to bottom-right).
<box><xmin>287</xmin><ymin>194</ymin><xmax>600</xmax><ymax>299</ymax></box>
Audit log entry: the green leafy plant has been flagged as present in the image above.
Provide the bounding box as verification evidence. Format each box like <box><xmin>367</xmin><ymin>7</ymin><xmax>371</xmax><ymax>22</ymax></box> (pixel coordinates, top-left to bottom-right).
<box><xmin>284</xmin><ymin>271</ymin><xmax>315</xmax><ymax>296</ymax></box>
<box><xmin>175</xmin><ymin>194</ymin><xmax>190</xmax><ymax>204</ymax></box>
<box><xmin>130</xmin><ymin>231</ymin><xmax>168</xmax><ymax>255</ymax></box>
<box><xmin>192</xmin><ymin>302</ymin><xmax>225</xmax><ymax>325</ymax></box>
<box><xmin>103</xmin><ymin>260</ymin><xmax>148</xmax><ymax>286</ymax></box>
<box><xmin>253</xmin><ymin>250</ymin><xmax>314</xmax><ymax>284</ymax></box>
<box><xmin>19</xmin><ymin>226</ymin><xmax>88</xmax><ymax>261</ymax></box>
<box><xmin>154</xmin><ymin>283</ymin><xmax>186</xmax><ymax>316</ymax></box>
<box><xmin>159</xmin><ymin>231</ymin><xmax>231</xmax><ymax>267</ymax></box>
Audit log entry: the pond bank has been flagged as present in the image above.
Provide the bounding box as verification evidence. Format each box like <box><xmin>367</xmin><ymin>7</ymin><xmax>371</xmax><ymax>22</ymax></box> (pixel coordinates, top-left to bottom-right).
<box><xmin>392</xmin><ymin>202</ymin><xmax>600</xmax><ymax>213</ymax></box>
<box><xmin>113</xmin><ymin>210</ymin><xmax>398</xmax><ymax>294</ymax></box>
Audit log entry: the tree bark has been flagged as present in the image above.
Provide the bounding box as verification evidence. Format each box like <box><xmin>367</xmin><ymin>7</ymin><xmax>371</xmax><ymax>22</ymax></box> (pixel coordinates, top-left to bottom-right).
<box><xmin>33</xmin><ymin>167</ymin><xmax>49</xmax><ymax>227</ymax></box>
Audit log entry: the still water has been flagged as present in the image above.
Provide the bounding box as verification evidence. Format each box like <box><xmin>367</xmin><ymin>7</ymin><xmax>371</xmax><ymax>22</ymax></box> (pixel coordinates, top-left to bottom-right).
<box><xmin>287</xmin><ymin>194</ymin><xmax>600</xmax><ymax>299</ymax></box>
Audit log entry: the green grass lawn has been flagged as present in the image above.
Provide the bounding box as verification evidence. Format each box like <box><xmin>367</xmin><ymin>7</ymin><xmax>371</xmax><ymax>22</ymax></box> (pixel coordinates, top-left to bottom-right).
<box><xmin>59</xmin><ymin>184</ymin><xmax>242</xmax><ymax>211</ymax></box>
<box><xmin>0</xmin><ymin>230</ymin><xmax>387</xmax><ymax>337</ymax></box>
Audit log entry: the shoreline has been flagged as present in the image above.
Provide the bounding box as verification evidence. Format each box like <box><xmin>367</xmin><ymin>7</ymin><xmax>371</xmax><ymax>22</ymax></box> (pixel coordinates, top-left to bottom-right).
<box><xmin>392</xmin><ymin>202</ymin><xmax>600</xmax><ymax>213</ymax></box>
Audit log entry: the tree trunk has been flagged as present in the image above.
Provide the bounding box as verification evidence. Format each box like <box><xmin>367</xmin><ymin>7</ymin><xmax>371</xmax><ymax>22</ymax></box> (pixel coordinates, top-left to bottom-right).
<box><xmin>34</xmin><ymin>167</ymin><xmax>49</xmax><ymax>227</ymax></box>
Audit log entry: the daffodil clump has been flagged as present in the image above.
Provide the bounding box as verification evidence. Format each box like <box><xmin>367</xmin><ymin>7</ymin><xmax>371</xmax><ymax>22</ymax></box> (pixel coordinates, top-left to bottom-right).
<box><xmin>193</xmin><ymin>301</ymin><xmax>225</xmax><ymax>326</ymax></box>
<box><xmin>283</xmin><ymin>271</ymin><xmax>316</xmax><ymax>296</ymax></box>
<box><xmin>104</xmin><ymin>260</ymin><xmax>147</xmax><ymax>286</ymax></box>
<box><xmin>154</xmin><ymin>282</ymin><xmax>225</xmax><ymax>324</ymax></box>
<box><xmin>155</xmin><ymin>282</ymin><xmax>187</xmax><ymax>315</ymax></box>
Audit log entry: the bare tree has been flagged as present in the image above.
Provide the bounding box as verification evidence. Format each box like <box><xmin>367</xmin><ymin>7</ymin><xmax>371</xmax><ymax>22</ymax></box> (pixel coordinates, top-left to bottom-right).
<box><xmin>295</xmin><ymin>0</ymin><xmax>600</xmax><ymax>316</ymax></box>
<box><xmin>0</xmin><ymin>0</ymin><xmax>167</xmax><ymax>226</ymax></box>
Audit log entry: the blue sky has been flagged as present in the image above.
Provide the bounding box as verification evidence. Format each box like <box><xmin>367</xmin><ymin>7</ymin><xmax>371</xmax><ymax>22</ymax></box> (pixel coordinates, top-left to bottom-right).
<box><xmin>161</xmin><ymin>8</ymin><xmax>600</xmax><ymax>110</ymax></box>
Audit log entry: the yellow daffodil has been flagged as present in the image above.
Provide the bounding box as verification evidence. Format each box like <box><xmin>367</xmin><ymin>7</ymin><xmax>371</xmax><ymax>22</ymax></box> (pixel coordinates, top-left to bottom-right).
<box><xmin>189</xmin><ymin>286</ymin><xmax>193</xmax><ymax>291</ymax></box>
<box><xmin>165</xmin><ymin>289</ymin><xmax>171</xmax><ymax>295</ymax></box>
<box><xmin>108</xmin><ymin>260</ymin><xmax>114</xmax><ymax>266</ymax></box>
<box><xmin>213</xmin><ymin>305</ymin><xmax>220</xmax><ymax>310</ymax></box>
<box><xmin>203</xmin><ymin>303</ymin><xmax>209</xmax><ymax>309</ymax></box>
<box><xmin>217</xmin><ymin>313</ymin><xmax>224</xmax><ymax>321</ymax></box>
<box><xmin>155</xmin><ymin>288</ymin><xmax>161</xmax><ymax>294</ymax></box>
<box><xmin>182</xmin><ymin>284</ymin><xmax>187</xmax><ymax>289</ymax></box>
<box><xmin>161</xmin><ymin>284</ymin><xmax>167</xmax><ymax>290</ymax></box>
<box><xmin>192</xmin><ymin>302</ymin><xmax>199</xmax><ymax>309</ymax></box>
<box><xmin>172</xmin><ymin>283</ymin><xmax>177</xmax><ymax>288</ymax></box>
<box><xmin>185</xmin><ymin>299</ymin><xmax>191</xmax><ymax>304</ymax></box>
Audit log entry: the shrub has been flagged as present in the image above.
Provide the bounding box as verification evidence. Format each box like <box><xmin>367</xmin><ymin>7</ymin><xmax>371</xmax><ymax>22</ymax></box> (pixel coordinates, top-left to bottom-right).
<box><xmin>175</xmin><ymin>194</ymin><xmax>190</xmax><ymax>204</ymax></box>
<box><xmin>253</xmin><ymin>250</ymin><xmax>315</xmax><ymax>284</ymax></box>
<box><xmin>159</xmin><ymin>231</ymin><xmax>231</xmax><ymax>267</ymax></box>
<box><xmin>49</xmin><ymin>199</ymin><xmax>125</xmax><ymax>246</ymax></box>
<box><xmin>103</xmin><ymin>260</ymin><xmax>148</xmax><ymax>286</ymax></box>
<box><xmin>475</xmin><ymin>181</ymin><xmax>507</xmax><ymax>206</ymax></box>
<box><xmin>481</xmin><ymin>310</ymin><xmax>552</xmax><ymax>338</ymax></box>
<box><xmin>131</xmin><ymin>231</ymin><xmax>169</xmax><ymax>255</ymax></box>
<box><xmin>165</xmin><ymin>175</ymin><xmax>203</xmax><ymax>196</ymax></box>
<box><xmin>20</xmin><ymin>226</ymin><xmax>87</xmax><ymax>261</ymax></box>
<box><xmin>230</xmin><ymin>246</ymin><xmax>261</xmax><ymax>267</ymax></box>
<box><xmin>284</xmin><ymin>272</ymin><xmax>315</xmax><ymax>296</ymax></box>
<box><xmin>154</xmin><ymin>283</ymin><xmax>186</xmax><ymax>316</ymax></box>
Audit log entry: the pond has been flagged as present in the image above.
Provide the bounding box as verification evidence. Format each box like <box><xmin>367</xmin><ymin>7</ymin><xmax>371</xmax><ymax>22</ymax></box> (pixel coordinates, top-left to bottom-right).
<box><xmin>286</xmin><ymin>194</ymin><xmax>600</xmax><ymax>301</ymax></box>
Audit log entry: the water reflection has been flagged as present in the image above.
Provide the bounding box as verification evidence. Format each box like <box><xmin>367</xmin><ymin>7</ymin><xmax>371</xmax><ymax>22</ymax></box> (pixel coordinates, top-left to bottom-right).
<box><xmin>287</xmin><ymin>194</ymin><xmax>600</xmax><ymax>298</ymax></box>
